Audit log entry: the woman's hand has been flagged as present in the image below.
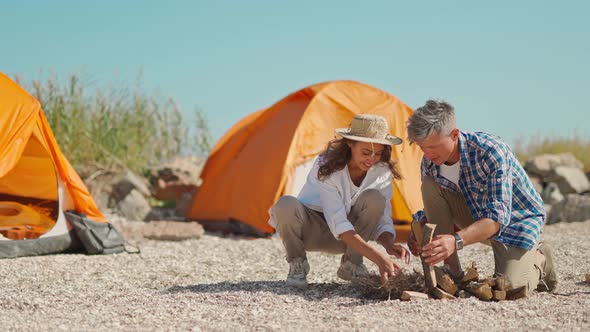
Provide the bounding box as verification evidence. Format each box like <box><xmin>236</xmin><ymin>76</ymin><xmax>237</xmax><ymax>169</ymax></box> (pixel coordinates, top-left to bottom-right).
<box><xmin>376</xmin><ymin>254</ymin><xmax>401</xmax><ymax>285</ymax></box>
<box><xmin>384</xmin><ymin>243</ymin><xmax>410</xmax><ymax>264</ymax></box>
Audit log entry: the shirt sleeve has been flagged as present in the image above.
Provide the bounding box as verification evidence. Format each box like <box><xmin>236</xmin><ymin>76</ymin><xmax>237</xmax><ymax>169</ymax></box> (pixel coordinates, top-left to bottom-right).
<box><xmin>478</xmin><ymin>151</ymin><xmax>512</xmax><ymax>233</ymax></box>
<box><xmin>372</xmin><ymin>174</ymin><xmax>395</xmax><ymax>241</ymax></box>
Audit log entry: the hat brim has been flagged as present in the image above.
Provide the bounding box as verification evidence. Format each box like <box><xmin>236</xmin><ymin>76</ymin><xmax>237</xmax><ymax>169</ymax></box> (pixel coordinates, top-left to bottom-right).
<box><xmin>335</xmin><ymin>128</ymin><xmax>403</xmax><ymax>146</ymax></box>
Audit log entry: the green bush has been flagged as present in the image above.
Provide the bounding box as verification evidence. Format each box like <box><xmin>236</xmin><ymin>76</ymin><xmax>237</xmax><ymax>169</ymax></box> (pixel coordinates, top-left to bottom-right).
<box><xmin>15</xmin><ymin>72</ymin><xmax>211</xmax><ymax>173</ymax></box>
<box><xmin>514</xmin><ymin>134</ymin><xmax>590</xmax><ymax>171</ymax></box>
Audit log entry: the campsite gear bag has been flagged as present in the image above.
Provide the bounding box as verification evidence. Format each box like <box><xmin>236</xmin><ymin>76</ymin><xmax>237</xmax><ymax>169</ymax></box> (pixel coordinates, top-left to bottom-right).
<box><xmin>65</xmin><ymin>211</ymin><xmax>126</xmax><ymax>254</ymax></box>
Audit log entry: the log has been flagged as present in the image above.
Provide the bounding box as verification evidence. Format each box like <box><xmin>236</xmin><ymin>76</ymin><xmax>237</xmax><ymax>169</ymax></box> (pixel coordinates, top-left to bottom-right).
<box><xmin>411</xmin><ymin>219</ymin><xmax>423</xmax><ymax>245</ymax></box>
<box><xmin>492</xmin><ymin>290</ymin><xmax>506</xmax><ymax>301</ymax></box>
<box><xmin>433</xmin><ymin>266</ymin><xmax>459</xmax><ymax>295</ymax></box>
<box><xmin>483</xmin><ymin>278</ymin><xmax>497</xmax><ymax>288</ymax></box>
<box><xmin>460</xmin><ymin>267</ymin><xmax>479</xmax><ymax>284</ymax></box>
<box><xmin>431</xmin><ymin>287</ymin><xmax>456</xmax><ymax>300</ymax></box>
<box><xmin>400</xmin><ymin>291</ymin><xmax>429</xmax><ymax>301</ymax></box>
<box><xmin>494</xmin><ymin>276</ymin><xmax>512</xmax><ymax>291</ymax></box>
<box><xmin>419</xmin><ymin>223</ymin><xmax>437</xmax><ymax>291</ymax></box>
<box><xmin>506</xmin><ymin>286</ymin><xmax>529</xmax><ymax>300</ymax></box>
<box><xmin>465</xmin><ymin>282</ymin><xmax>493</xmax><ymax>301</ymax></box>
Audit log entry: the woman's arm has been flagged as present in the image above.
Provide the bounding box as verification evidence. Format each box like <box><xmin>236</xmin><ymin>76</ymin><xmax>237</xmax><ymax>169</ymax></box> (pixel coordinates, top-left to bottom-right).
<box><xmin>340</xmin><ymin>230</ymin><xmax>400</xmax><ymax>284</ymax></box>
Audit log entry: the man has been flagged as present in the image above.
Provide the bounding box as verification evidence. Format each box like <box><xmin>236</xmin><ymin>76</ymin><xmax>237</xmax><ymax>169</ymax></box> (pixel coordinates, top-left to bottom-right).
<box><xmin>406</xmin><ymin>99</ymin><xmax>557</xmax><ymax>294</ymax></box>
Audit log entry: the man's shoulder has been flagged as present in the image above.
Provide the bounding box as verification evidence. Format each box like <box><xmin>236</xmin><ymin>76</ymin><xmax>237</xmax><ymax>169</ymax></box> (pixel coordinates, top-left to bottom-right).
<box><xmin>462</xmin><ymin>131</ymin><xmax>510</xmax><ymax>156</ymax></box>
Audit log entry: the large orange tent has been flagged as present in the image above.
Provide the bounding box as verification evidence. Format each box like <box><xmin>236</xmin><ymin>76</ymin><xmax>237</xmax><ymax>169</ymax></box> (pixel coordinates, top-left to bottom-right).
<box><xmin>0</xmin><ymin>72</ymin><xmax>116</xmax><ymax>258</ymax></box>
<box><xmin>187</xmin><ymin>80</ymin><xmax>424</xmax><ymax>242</ymax></box>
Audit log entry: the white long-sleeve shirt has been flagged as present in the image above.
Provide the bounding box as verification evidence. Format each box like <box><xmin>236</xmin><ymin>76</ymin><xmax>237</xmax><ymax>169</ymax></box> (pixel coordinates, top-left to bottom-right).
<box><xmin>269</xmin><ymin>157</ymin><xmax>396</xmax><ymax>241</ymax></box>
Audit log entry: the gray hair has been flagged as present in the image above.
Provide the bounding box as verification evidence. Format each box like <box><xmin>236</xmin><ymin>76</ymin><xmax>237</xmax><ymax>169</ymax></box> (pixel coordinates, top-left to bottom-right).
<box><xmin>407</xmin><ymin>99</ymin><xmax>456</xmax><ymax>143</ymax></box>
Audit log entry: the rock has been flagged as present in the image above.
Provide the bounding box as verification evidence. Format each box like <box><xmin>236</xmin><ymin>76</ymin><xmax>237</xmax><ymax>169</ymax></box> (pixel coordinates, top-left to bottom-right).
<box><xmin>116</xmin><ymin>189</ymin><xmax>152</xmax><ymax>221</ymax></box>
<box><xmin>112</xmin><ymin>171</ymin><xmax>151</xmax><ymax>199</ymax></box>
<box><xmin>586</xmin><ymin>273</ymin><xmax>590</xmax><ymax>283</ymax></box>
<box><xmin>142</xmin><ymin>221</ymin><xmax>204</xmax><ymax>241</ymax></box>
<box><xmin>542</xmin><ymin>183</ymin><xmax>564</xmax><ymax>205</ymax></box>
<box><xmin>524</xmin><ymin>153</ymin><xmax>583</xmax><ymax>178</ymax></box>
<box><xmin>150</xmin><ymin>156</ymin><xmax>205</xmax><ymax>202</ymax></box>
<box><xmin>547</xmin><ymin>194</ymin><xmax>590</xmax><ymax>224</ymax></box>
<box><xmin>549</xmin><ymin>166</ymin><xmax>590</xmax><ymax>195</ymax></box>
<box><xmin>528</xmin><ymin>175</ymin><xmax>543</xmax><ymax>195</ymax></box>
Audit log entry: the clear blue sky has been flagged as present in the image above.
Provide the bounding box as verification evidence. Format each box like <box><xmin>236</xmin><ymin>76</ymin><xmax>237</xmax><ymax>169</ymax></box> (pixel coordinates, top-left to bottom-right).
<box><xmin>2</xmin><ymin>0</ymin><xmax>589</xmax><ymax>145</ymax></box>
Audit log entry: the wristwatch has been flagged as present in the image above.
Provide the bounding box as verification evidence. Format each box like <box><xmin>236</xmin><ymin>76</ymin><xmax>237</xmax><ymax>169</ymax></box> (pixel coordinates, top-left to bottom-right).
<box><xmin>454</xmin><ymin>233</ymin><xmax>464</xmax><ymax>251</ymax></box>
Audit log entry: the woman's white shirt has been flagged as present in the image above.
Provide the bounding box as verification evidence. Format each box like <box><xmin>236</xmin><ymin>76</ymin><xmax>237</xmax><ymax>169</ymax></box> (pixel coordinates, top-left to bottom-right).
<box><xmin>269</xmin><ymin>157</ymin><xmax>395</xmax><ymax>241</ymax></box>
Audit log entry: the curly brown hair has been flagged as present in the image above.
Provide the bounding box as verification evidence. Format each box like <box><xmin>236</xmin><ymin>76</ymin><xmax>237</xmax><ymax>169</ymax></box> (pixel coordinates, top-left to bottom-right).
<box><xmin>317</xmin><ymin>138</ymin><xmax>401</xmax><ymax>181</ymax></box>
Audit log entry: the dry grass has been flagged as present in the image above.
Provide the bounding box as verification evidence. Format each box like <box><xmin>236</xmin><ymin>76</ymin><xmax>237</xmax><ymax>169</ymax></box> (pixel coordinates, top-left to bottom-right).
<box><xmin>13</xmin><ymin>71</ymin><xmax>212</xmax><ymax>173</ymax></box>
<box><xmin>514</xmin><ymin>133</ymin><xmax>590</xmax><ymax>171</ymax></box>
<box><xmin>351</xmin><ymin>269</ymin><xmax>426</xmax><ymax>300</ymax></box>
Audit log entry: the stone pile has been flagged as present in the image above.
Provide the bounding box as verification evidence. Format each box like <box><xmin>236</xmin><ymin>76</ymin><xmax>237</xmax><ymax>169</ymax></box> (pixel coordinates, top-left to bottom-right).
<box><xmin>524</xmin><ymin>153</ymin><xmax>590</xmax><ymax>224</ymax></box>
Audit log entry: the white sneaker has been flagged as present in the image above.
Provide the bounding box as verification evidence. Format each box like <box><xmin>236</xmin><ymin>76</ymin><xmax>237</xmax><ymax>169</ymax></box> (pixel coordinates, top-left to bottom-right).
<box><xmin>286</xmin><ymin>257</ymin><xmax>310</xmax><ymax>288</ymax></box>
<box><xmin>337</xmin><ymin>259</ymin><xmax>371</xmax><ymax>281</ymax></box>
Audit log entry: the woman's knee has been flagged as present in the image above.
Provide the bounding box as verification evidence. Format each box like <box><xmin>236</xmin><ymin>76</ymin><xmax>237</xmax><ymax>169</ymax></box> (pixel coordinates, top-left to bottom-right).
<box><xmin>356</xmin><ymin>189</ymin><xmax>386</xmax><ymax>213</ymax></box>
<box><xmin>271</xmin><ymin>196</ymin><xmax>302</xmax><ymax>222</ymax></box>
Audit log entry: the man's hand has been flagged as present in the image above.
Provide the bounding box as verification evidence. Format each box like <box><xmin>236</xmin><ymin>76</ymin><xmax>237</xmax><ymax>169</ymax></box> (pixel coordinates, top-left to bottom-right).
<box><xmin>421</xmin><ymin>234</ymin><xmax>457</xmax><ymax>265</ymax></box>
<box><xmin>407</xmin><ymin>232</ymin><xmax>421</xmax><ymax>256</ymax></box>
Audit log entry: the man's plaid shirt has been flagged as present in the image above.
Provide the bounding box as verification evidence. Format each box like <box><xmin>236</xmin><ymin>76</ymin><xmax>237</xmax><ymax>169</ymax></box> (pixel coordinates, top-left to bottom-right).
<box><xmin>413</xmin><ymin>131</ymin><xmax>545</xmax><ymax>250</ymax></box>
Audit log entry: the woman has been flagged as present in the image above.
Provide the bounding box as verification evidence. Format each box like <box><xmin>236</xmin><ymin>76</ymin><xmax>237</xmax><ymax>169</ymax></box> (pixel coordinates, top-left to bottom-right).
<box><xmin>269</xmin><ymin>114</ymin><xmax>410</xmax><ymax>288</ymax></box>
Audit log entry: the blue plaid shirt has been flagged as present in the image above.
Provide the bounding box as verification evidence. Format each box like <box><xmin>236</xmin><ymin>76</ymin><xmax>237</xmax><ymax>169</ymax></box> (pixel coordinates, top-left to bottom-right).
<box><xmin>413</xmin><ymin>131</ymin><xmax>545</xmax><ymax>250</ymax></box>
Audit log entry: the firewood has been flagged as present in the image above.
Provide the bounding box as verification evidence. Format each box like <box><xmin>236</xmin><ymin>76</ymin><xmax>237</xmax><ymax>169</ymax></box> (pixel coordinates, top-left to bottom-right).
<box><xmin>433</xmin><ymin>266</ymin><xmax>459</xmax><ymax>295</ymax></box>
<box><xmin>483</xmin><ymin>278</ymin><xmax>496</xmax><ymax>288</ymax></box>
<box><xmin>494</xmin><ymin>276</ymin><xmax>512</xmax><ymax>291</ymax></box>
<box><xmin>400</xmin><ymin>291</ymin><xmax>429</xmax><ymax>301</ymax></box>
<box><xmin>418</xmin><ymin>223</ymin><xmax>437</xmax><ymax>291</ymax></box>
<box><xmin>492</xmin><ymin>290</ymin><xmax>506</xmax><ymax>301</ymax></box>
<box><xmin>464</xmin><ymin>282</ymin><xmax>493</xmax><ymax>301</ymax></box>
<box><xmin>459</xmin><ymin>267</ymin><xmax>479</xmax><ymax>284</ymax></box>
<box><xmin>431</xmin><ymin>287</ymin><xmax>456</xmax><ymax>300</ymax></box>
<box><xmin>506</xmin><ymin>286</ymin><xmax>528</xmax><ymax>300</ymax></box>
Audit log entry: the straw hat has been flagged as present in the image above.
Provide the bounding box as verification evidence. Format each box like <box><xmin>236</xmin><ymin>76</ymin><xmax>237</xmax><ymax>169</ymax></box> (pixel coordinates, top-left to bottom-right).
<box><xmin>335</xmin><ymin>114</ymin><xmax>402</xmax><ymax>145</ymax></box>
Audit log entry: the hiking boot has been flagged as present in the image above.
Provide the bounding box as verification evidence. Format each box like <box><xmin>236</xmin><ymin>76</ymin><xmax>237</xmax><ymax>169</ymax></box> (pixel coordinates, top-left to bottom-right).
<box><xmin>337</xmin><ymin>259</ymin><xmax>371</xmax><ymax>281</ymax></box>
<box><xmin>286</xmin><ymin>257</ymin><xmax>310</xmax><ymax>288</ymax></box>
<box><xmin>537</xmin><ymin>242</ymin><xmax>558</xmax><ymax>292</ymax></box>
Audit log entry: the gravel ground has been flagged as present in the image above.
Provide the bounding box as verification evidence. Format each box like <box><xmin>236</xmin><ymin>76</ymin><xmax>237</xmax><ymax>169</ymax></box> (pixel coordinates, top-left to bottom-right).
<box><xmin>1</xmin><ymin>217</ymin><xmax>589</xmax><ymax>331</ymax></box>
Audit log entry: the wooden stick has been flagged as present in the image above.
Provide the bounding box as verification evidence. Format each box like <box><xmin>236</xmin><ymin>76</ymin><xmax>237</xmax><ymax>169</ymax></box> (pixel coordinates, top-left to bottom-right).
<box><xmin>400</xmin><ymin>291</ymin><xmax>429</xmax><ymax>301</ymax></box>
<box><xmin>434</xmin><ymin>265</ymin><xmax>459</xmax><ymax>295</ymax></box>
<box><xmin>431</xmin><ymin>287</ymin><xmax>456</xmax><ymax>300</ymax></box>
<box><xmin>420</xmin><ymin>223</ymin><xmax>437</xmax><ymax>291</ymax></box>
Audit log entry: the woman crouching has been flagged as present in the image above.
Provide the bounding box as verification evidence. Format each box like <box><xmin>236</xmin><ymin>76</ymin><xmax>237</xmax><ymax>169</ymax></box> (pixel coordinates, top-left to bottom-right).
<box><xmin>269</xmin><ymin>114</ymin><xmax>410</xmax><ymax>288</ymax></box>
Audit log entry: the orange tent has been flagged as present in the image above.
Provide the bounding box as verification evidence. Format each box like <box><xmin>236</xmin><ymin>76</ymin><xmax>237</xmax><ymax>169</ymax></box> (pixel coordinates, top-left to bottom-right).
<box><xmin>0</xmin><ymin>72</ymin><xmax>111</xmax><ymax>257</ymax></box>
<box><xmin>187</xmin><ymin>80</ymin><xmax>424</xmax><ymax>242</ymax></box>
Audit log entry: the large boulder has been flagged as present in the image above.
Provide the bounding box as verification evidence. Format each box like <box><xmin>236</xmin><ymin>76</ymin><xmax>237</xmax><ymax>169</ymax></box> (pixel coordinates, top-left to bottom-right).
<box><xmin>542</xmin><ymin>183</ymin><xmax>564</xmax><ymax>205</ymax></box>
<box><xmin>547</xmin><ymin>194</ymin><xmax>590</xmax><ymax>224</ymax></box>
<box><xmin>524</xmin><ymin>153</ymin><xmax>584</xmax><ymax>179</ymax></box>
<box><xmin>149</xmin><ymin>156</ymin><xmax>205</xmax><ymax>215</ymax></box>
<box><xmin>547</xmin><ymin>166</ymin><xmax>590</xmax><ymax>195</ymax></box>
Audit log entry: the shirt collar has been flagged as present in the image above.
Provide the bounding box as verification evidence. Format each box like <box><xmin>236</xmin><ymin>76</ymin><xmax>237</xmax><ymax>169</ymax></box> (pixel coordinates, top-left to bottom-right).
<box><xmin>458</xmin><ymin>131</ymin><xmax>469</xmax><ymax>167</ymax></box>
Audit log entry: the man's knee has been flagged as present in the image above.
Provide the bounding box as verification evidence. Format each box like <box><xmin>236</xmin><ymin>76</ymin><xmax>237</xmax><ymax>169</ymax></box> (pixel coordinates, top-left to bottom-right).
<box><xmin>356</xmin><ymin>189</ymin><xmax>386</xmax><ymax>213</ymax></box>
<box><xmin>422</xmin><ymin>176</ymin><xmax>439</xmax><ymax>198</ymax></box>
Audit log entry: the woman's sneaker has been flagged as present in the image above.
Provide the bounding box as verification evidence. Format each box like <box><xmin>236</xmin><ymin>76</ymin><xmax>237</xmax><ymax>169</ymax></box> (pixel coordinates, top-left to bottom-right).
<box><xmin>337</xmin><ymin>259</ymin><xmax>371</xmax><ymax>281</ymax></box>
<box><xmin>286</xmin><ymin>257</ymin><xmax>310</xmax><ymax>288</ymax></box>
